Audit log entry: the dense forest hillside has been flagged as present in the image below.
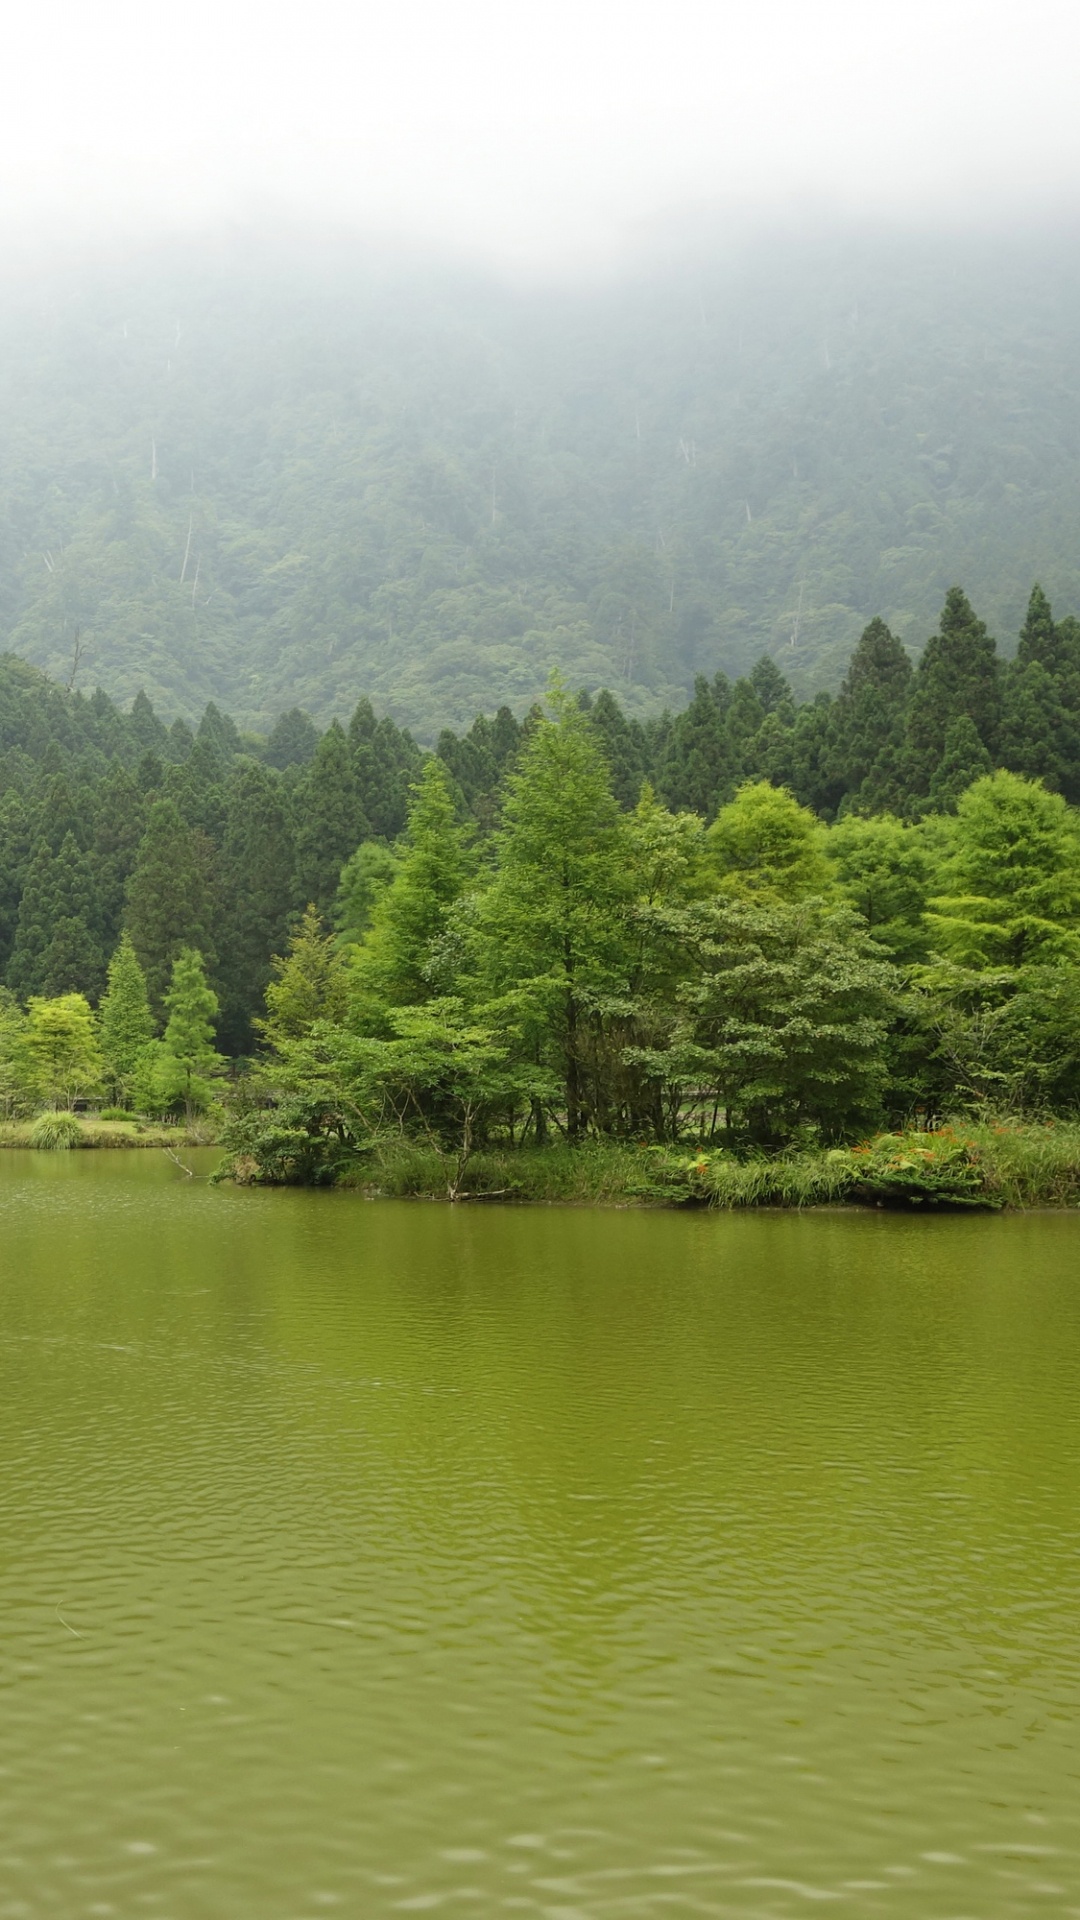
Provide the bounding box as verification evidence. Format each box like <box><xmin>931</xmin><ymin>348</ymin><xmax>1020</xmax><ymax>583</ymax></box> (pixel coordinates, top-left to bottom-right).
<box><xmin>4</xmin><ymin>226</ymin><xmax>1080</xmax><ymax>732</ymax></box>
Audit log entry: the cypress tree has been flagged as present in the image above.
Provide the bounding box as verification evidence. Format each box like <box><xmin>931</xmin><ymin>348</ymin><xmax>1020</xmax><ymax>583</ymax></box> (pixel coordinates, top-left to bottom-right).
<box><xmin>294</xmin><ymin>722</ymin><xmax>367</xmax><ymax>912</ymax></box>
<box><xmin>265</xmin><ymin>708</ymin><xmax>319</xmax><ymax>770</ymax></box>
<box><xmin>99</xmin><ymin>932</ymin><xmax>156</xmax><ymax>1104</ymax></box>
<box><xmin>926</xmin><ymin>716</ymin><xmax>993</xmax><ymax>813</ymax></box>
<box><xmin>125</xmin><ymin>799</ymin><xmax>219</xmax><ymax>1014</ymax></box>
<box><xmin>352</xmin><ymin>758</ymin><xmax>470</xmax><ymax>1016</ymax></box>
<box><xmin>904</xmin><ymin>589</ymin><xmax>1002</xmax><ymax>797</ymax></box>
<box><xmin>217</xmin><ymin>763</ymin><xmax>297</xmax><ymax>1052</ymax></box>
<box><xmin>829</xmin><ymin>618</ymin><xmax>913</xmax><ymax>806</ymax></box>
<box><xmin>657</xmin><ymin>676</ymin><xmax>732</xmax><ymax>817</ymax></box>
<box><xmin>154</xmin><ymin>948</ymin><xmax>224</xmax><ymax>1119</ymax></box>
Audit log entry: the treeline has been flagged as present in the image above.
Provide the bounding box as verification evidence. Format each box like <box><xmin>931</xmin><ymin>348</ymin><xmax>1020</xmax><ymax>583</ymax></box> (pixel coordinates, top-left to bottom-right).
<box><xmin>0</xmin><ymin>580</ymin><xmax>1078</xmax><ymax>1081</ymax></box>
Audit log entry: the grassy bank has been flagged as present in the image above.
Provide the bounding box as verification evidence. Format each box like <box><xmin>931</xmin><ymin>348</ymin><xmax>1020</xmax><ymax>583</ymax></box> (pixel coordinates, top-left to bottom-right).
<box><xmin>0</xmin><ymin>1116</ymin><xmax>219</xmax><ymax>1149</ymax></box>
<box><xmin>325</xmin><ymin>1121</ymin><xmax>1080</xmax><ymax>1210</ymax></box>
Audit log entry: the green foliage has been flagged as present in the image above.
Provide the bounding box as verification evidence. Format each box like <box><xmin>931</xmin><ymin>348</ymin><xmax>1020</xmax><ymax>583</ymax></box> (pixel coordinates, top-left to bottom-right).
<box><xmin>707</xmin><ymin>781</ymin><xmax>833</xmax><ymax>901</ymax></box>
<box><xmin>24</xmin><ymin>993</ymin><xmax>103</xmax><ymax>1110</ymax></box>
<box><xmin>474</xmin><ymin>688</ymin><xmax>632</xmax><ymax>1139</ymax></box>
<box><xmin>631</xmin><ymin>899</ymin><xmax>898</xmax><ymax>1144</ymax></box>
<box><xmin>349</xmin><ymin>757</ymin><xmax>471</xmax><ymax>1016</ymax></box>
<box><xmin>146</xmin><ymin>948</ymin><xmax>224</xmax><ymax>1119</ymax></box>
<box><xmin>926</xmin><ymin>772</ymin><xmax>1080</xmax><ymax>968</ymax></box>
<box><xmin>98</xmin><ymin>933</ymin><xmax>155</xmax><ymax>1104</ymax></box>
<box><xmin>842</xmin><ymin>1128</ymin><xmax>997</xmax><ymax>1208</ymax></box>
<box><xmin>28</xmin><ymin>1109</ymin><xmax>84</xmax><ymax>1150</ymax></box>
<box><xmin>124</xmin><ymin>800</ymin><xmax>219</xmax><ymax>1012</ymax></box>
<box><xmin>261</xmin><ymin>906</ymin><xmax>349</xmax><ymax>1050</ymax></box>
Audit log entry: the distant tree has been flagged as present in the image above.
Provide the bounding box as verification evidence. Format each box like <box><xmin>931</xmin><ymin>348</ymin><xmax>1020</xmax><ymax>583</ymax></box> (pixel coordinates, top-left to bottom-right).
<box><xmin>124</xmin><ymin>799</ymin><xmax>219</xmax><ymax>1014</ymax></box>
<box><xmin>265</xmin><ymin>708</ymin><xmax>319</xmax><ymax>770</ymax></box>
<box><xmin>334</xmin><ymin>841</ymin><xmax>398</xmax><ymax>944</ymax></box>
<box><xmin>217</xmin><ymin>763</ymin><xmax>296</xmax><ymax>1051</ymax></box>
<box><xmin>829</xmin><ymin>618</ymin><xmax>912</xmax><ymax>807</ymax></box>
<box><xmin>293</xmin><ymin>722</ymin><xmax>367</xmax><ymax>913</ymax></box>
<box><xmin>904</xmin><ymin>589</ymin><xmax>1002</xmax><ymax>798</ymax></box>
<box><xmin>474</xmin><ymin>688</ymin><xmax>631</xmax><ymax>1140</ymax></box>
<box><xmin>350</xmin><ymin>758</ymin><xmax>471</xmax><ymax>1018</ymax></box>
<box><xmin>926</xmin><ymin>715</ymin><xmax>993</xmax><ymax>813</ymax></box>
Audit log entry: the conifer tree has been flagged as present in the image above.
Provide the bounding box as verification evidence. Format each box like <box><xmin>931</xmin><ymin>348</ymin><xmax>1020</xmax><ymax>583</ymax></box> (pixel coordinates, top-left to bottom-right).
<box><xmin>351</xmin><ymin>758</ymin><xmax>470</xmax><ymax>1017</ymax></box>
<box><xmin>99</xmin><ymin>932</ymin><xmax>155</xmax><ymax>1105</ymax></box>
<box><xmin>124</xmin><ymin>799</ymin><xmax>219</xmax><ymax>1013</ymax></box>
<box><xmin>152</xmin><ymin>948</ymin><xmax>224</xmax><ymax>1119</ymax></box>
<box><xmin>8</xmin><ymin>832</ymin><xmax>104</xmax><ymax>999</ymax></box>
<box><xmin>217</xmin><ymin>763</ymin><xmax>297</xmax><ymax>1051</ymax></box>
<box><xmin>927</xmin><ymin>716</ymin><xmax>993</xmax><ymax>812</ymax></box>
<box><xmin>260</xmin><ymin>906</ymin><xmax>348</xmax><ymax>1050</ymax></box>
<box><xmin>265</xmin><ymin>708</ymin><xmax>319</xmax><ymax>770</ymax></box>
<box><xmin>904</xmin><ymin>589</ymin><xmax>1002</xmax><ymax>798</ymax></box>
<box><xmin>657</xmin><ymin>676</ymin><xmax>732</xmax><ymax>817</ymax></box>
<box><xmin>475</xmin><ymin>688</ymin><xmax>631</xmax><ymax>1139</ymax></box>
<box><xmin>829</xmin><ymin>618</ymin><xmax>913</xmax><ymax>804</ymax></box>
<box><xmin>926</xmin><ymin>771</ymin><xmax>1080</xmax><ymax>968</ymax></box>
<box><xmin>294</xmin><ymin>722</ymin><xmax>367</xmax><ymax>912</ymax></box>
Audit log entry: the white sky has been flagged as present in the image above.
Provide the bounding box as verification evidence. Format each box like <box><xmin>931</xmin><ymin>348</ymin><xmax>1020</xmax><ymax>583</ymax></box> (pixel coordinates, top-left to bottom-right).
<box><xmin>2</xmin><ymin>0</ymin><xmax>1079</xmax><ymax>272</ymax></box>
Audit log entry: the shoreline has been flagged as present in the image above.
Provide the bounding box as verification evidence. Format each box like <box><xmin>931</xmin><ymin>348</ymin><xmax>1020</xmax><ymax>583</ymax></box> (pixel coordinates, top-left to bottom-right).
<box><xmin>7</xmin><ymin>1120</ymin><xmax>1080</xmax><ymax>1213</ymax></box>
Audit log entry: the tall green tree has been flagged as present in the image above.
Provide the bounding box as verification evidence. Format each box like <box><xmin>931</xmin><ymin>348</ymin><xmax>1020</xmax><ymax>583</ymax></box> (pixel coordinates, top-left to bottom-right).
<box><xmin>218</xmin><ymin>763</ymin><xmax>297</xmax><ymax>1052</ymax></box>
<box><xmin>124</xmin><ymin>800</ymin><xmax>219</xmax><ymax>1014</ymax></box>
<box><xmin>926</xmin><ymin>771</ymin><xmax>1080</xmax><ymax>968</ymax></box>
<box><xmin>294</xmin><ymin>722</ymin><xmax>367</xmax><ymax>913</ymax></box>
<box><xmin>350</xmin><ymin>758</ymin><xmax>470</xmax><ymax>1019</ymax></box>
<box><xmin>474</xmin><ymin>688</ymin><xmax>631</xmax><ymax>1139</ymax></box>
<box><xmin>99</xmin><ymin>933</ymin><xmax>156</xmax><ymax>1105</ymax></box>
<box><xmin>904</xmin><ymin>588</ymin><xmax>1002</xmax><ymax>799</ymax></box>
<box><xmin>24</xmin><ymin>993</ymin><xmax>103</xmax><ymax>1110</ymax></box>
<box><xmin>150</xmin><ymin>949</ymin><xmax>224</xmax><ymax>1119</ymax></box>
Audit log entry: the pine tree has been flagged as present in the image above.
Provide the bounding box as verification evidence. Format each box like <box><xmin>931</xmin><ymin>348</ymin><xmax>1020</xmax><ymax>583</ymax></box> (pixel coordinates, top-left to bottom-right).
<box><xmin>294</xmin><ymin>722</ymin><xmax>367</xmax><ymax>912</ymax></box>
<box><xmin>265</xmin><ymin>708</ymin><xmax>319</xmax><ymax>770</ymax></box>
<box><xmin>8</xmin><ymin>832</ymin><xmax>105</xmax><ymax>1000</ymax></box>
<box><xmin>927</xmin><ymin>716</ymin><xmax>993</xmax><ymax>812</ymax></box>
<box><xmin>124</xmin><ymin>800</ymin><xmax>219</xmax><ymax>1014</ymax></box>
<box><xmin>351</xmin><ymin>758</ymin><xmax>470</xmax><ymax>1017</ymax></box>
<box><xmin>152</xmin><ymin>948</ymin><xmax>224</xmax><ymax>1119</ymax></box>
<box><xmin>829</xmin><ymin>618</ymin><xmax>913</xmax><ymax>806</ymax></box>
<box><xmin>657</xmin><ymin>676</ymin><xmax>732</xmax><ymax>817</ymax></box>
<box><xmin>475</xmin><ymin>689</ymin><xmax>631</xmax><ymax>1139</ymax></box>
<box><xmin>93</xmin><ymin>763</ymin><xmax>146</xmax><ymax>950</ymax></box>
<box><xmin>260</xmin><ymin>905</ymin><xmax>349</xmax><ymax>1049</ymax></box>
<box><xmin>926</xmin><ymin>771</ymin><xmax>1080</xmax><ymax>968</ymax></box>
<box><xmin>904</xmin><ymin>589</ymin><xmax>1002</xmax><ymax>798</ymax></box>
<box><xmin>99</xmin><ymin>932</ymin><xmax>155</xmax><ymax>1105</ymax></box>
<box><xmin>217</xmin><ymin>763</ymin><xmax>297</xmax><ymax>1052</ymax></box>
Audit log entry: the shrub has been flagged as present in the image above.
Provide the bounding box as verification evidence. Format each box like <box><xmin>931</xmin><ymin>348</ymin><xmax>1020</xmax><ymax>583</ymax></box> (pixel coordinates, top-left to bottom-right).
<box><xmin>29</xmin><ymin>1110</ymin><xmax>84</xmax><ymax>1150</ymax></box>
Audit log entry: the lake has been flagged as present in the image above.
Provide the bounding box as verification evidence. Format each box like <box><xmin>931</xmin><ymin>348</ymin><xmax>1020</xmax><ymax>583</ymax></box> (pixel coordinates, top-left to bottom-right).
<box><xmin>1</xmin><ymin>1151</ymin><xmax>1079</xmax><ymax>1917</ymax></box>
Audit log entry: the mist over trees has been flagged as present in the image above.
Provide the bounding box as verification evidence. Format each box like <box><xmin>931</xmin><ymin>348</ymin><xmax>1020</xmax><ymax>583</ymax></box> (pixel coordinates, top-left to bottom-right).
<box><xmin>5</xmin><ymin>230</ymin><xmax>1080</xmax><ymax>732</ymax></box>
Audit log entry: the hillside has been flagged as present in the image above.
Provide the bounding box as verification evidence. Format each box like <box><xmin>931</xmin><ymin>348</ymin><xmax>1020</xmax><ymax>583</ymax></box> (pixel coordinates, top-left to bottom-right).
<box><xmin>3</xmin><ymin>225</ymin><xmax>1080</xmax><ymax>733</ymax></box>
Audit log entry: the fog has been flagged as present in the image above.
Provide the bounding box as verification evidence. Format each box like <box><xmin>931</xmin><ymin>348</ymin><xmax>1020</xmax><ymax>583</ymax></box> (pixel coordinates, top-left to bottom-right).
<box><xmin>3</xmin><ymin>0</ymin><xmax>1079</xmax><ymax>275</ymax></box>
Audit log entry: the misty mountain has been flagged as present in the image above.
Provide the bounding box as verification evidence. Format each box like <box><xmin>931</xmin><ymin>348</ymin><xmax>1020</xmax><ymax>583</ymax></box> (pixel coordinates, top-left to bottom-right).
<box><xmin>3</xmin><ymin>226</ymin><xmax>1080</xmax><ymax>734</ymax></box>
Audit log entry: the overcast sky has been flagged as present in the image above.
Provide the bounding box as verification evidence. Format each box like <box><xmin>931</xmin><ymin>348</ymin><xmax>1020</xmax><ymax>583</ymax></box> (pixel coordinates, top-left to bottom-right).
<box><xmin>3</xmin><ymin>0</ymin><xmax>1078</xmax><ymax>274</ymax></box>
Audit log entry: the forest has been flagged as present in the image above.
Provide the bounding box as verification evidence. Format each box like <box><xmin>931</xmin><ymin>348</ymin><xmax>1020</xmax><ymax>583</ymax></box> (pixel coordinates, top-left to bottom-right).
<box><xmin>5</xmin><ymin>229</ymin><xmax>1080</xmax><ymax>733</ymax></box>
<box><xmin>2</xmin><ymin>579</ymin><xmax>1080</xmax><ymax>1198</ymax></box>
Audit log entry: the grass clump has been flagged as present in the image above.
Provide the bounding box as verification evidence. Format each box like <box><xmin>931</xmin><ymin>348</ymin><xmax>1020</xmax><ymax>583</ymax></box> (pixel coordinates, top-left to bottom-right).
<box><xmin>28</xmin><ymin>1110</ymin><xmax>84</xmax><ymax>1150</ymax></box>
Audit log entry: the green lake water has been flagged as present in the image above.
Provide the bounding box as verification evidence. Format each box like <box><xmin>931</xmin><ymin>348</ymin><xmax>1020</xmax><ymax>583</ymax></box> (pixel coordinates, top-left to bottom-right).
<box><xmin>1</xmin><ymin>1152</ymin><xmax>1080</xmax><ymax>1918</ymax></box>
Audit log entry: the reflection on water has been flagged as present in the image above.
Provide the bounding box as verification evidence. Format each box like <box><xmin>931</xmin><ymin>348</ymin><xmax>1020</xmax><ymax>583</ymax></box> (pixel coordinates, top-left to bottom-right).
<box><xmin>0</xmin><ymin>1149</ymin><xmax>1079</xmax><ymax>1916</ymax></box>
